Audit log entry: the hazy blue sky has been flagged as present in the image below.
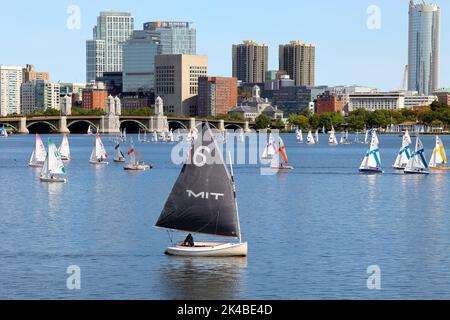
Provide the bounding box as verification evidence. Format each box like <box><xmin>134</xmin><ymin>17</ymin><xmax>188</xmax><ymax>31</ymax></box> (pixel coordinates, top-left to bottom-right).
<box><xmin>1</xmin><ymin>0</ymin><xmax>448</xmax><ymax>90</ymax></box>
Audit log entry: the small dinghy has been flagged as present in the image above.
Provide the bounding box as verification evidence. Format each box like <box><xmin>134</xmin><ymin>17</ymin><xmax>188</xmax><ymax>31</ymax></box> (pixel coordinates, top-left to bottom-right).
<box><xmin>393</xmin><ymin>129</ymin><xmax>412</xmax><ymax>170</ymax></box>
<box><xmin>295</xmin><ymin>127</ymin><xmax>303</xmax><ymax>143</ymax></box>
<box><xmin>58</xmin><ymin>134</ymin><xmax>71</xmax><ymax>161</ymax></box>
<box><xmin>40</xmin><ymin>138</ymin><xmax>67</xmax><ymax>183</ymax></box>
<box><xmin>429</xmin><ymin>136</ymin><xmax>449</xmax><ymax>170</ymax></box>
<box><xmin>29</xmin><ymin>134</ymin><xmax>47</xmax><ymax>167</ymax></box>
<box><xmin>269</xmin><ymin>137</ymin><xmax>294</xmax><ymax>171</ymax></box>
<box><xmin>359</xmin><ymin>130</ymin><xmax>383</xmax><ymax>174</ymax></box>
<box><xmin>114</xmin><ymin>142</ymin><xmax>126</xmax><ymax>163</ymax></box>
<box><xmin>328</xmin><ymin>126</ymin><xmax>338</xmax><ymax>145</ymax></box>
<box><xmin>124</xmin><ymin>144</ymin><xmax>152</xmax><ymax>171</ymax></box>
<box><xmin>306</xmin><ymin>131</ymin><xmax>316</xmax><ymax>145</ymax></box>
<box><xmin>89</xmin><ymin>133</ymin><xmax>109</xmax><ymax>165</ymax></box>
<box><xmin>155</xmin><ymin>122</ymin><xmax>247</xmax><ymax>257</ymax></box>
<box><xmin>404</xmin><ymin>135</ymin><xmax>429</xmax><ymax>175</ymax></box>
<box><xmin>261</xmin><ymin>133</ymin><xmax>276</xmax><ymax>160</ymax></box>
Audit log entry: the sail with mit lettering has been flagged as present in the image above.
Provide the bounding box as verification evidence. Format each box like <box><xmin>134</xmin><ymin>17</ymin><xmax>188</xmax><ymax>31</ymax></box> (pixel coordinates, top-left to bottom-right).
<box><xmin>155</xmin><ymin>123</ymin><xmax>239</xmax><ymax>238</ymax></box>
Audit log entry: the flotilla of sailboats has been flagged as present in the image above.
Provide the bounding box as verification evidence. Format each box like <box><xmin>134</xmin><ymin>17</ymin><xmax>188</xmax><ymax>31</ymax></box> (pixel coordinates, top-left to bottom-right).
<box><xmin>155</xmin><ymin>123</ymin><xmax>247</xmax><ymax>257</ymax></box>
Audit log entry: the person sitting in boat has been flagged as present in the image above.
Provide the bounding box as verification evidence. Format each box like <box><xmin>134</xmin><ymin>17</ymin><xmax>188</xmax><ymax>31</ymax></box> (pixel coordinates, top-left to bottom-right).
<box><xmin>183</xmin><ymin>234</ymin><xmax>194</xmax><ymax>247</ymax></box>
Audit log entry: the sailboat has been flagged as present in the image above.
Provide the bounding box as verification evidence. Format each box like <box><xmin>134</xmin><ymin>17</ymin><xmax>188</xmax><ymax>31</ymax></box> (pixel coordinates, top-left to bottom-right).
<box><xmin>187</xmin><ymin>128</ymin><xmax>199</xmax><ymax>143</ymax></box>
<box><xmin>359</xmin><ymin>131</ymin><xmax>382</xmax><ymax>174</ymax></box>
<box><xmin>155</xmin><ymin>123</ymin><xmax>248</xmax><ymax>257</ymax></box>
<box><xmin>364</xmin><ymin>130</ymin><xmax>369</xmax><ymax>144</ymax></box>
<box><xmin>87</xmin><ymin>125</ymin><xmax>93</xmax><ymax>135</ymax></box>
<box><xmin>58</xmin><ymin>134</ymin><xmax>71</xmax><ymax>161</ymax></box>
<box><xmin>404</xmin><ymin>135</ymin><xmax>429</xmax><ymax>175</ymax></box>
<box><xmin>261</xmin><ymin>133</ymin><xmax>276</xmax><ymax>160</ymax></box>
<box><xmin>429</xmin><ymin>136</ymin><xmax>449</xmax><ymax>170</ymax></box>
<box><xmin>114</xmin><ymin>142</ymin><xmax>126</xmax><ymax>163</ymax></box>
<box><xmin>340</xmin><ymin>131</ymin><xmax>351</xmax><ymax>145</ymax></box>
<box><xmin>89</xmin><ymin>133</ymin><xmax>109</xmax><ymax>165</ymax></box>
<box><xmin>29</xmin><ymin>134</ymin><xmax>47</xmax><ymax>167</ymax></box>
<box><xmin>295</xmin><ymin>127</ymin><xmax>303</xmax><ymax>143</ymax></box>
<box><xmin>40</xmin><ymin>139</ymin><xmax>67</xmax><ymax>183</ymax></box>
<box><xmin>269</xmin><ymin>137</ymin><xmax>294</xmax><ymax>171</ymax></box>
<box><xmin>393</xmin><ymin>130</ymin><xmax>412</xmax><ymax>170</ymax></box>
<box><xmin>322</xmin><ymin>126</ymin><xmax>326</xmax><ymax>134</ymax></box>
<box><xmin>328</xmin><ymin>126</ymin><xmax>338</xmax><ymax>145</ymax></box>
<box><xmin>122</xmin><ymin>128</ymin><xmax>127</xmax><ymax>142</ymax></box>
<box><xmin>0</xmin><ymin>125</ymin><xmax>8</xmax><ymax>137</ymax></box>
<box><xmin>152</xmin><ymin>131</ymin><xmax>158</xmax><ymax>143</ymax></box>
<box><xmin>124</xmin><ymin>144</ymin><xmax>152</xmax><ymax>171</ymax></box>
<box><xmin>167</xmin><ymin>130</ymin><xmax>175</xmax><ymax>143</ymax></box>
<box><xmin>306</xmin><ymin>131</ymin><xmax>316</xmax><ymax>145</ymax></box>
<box><xmin>314</xmin><ymin>130</ymin><xmax>319</xmax><ymax>143</ymax></box>
<box><xmin>354</xmin><ymin>131</ymin><xmax>362</xmax><ymax>143</ymax></box>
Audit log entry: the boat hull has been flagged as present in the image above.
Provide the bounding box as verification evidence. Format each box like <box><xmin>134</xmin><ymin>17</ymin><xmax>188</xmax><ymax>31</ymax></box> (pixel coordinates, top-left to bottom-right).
<box><xmin>114</xmin><ymin>159</ymin><xmax>126</xmax><ymax>163</ymax></box>
<box><xmin>165</xmin><ymin>242</ymin><xmax>248</xmax><ymax>257</ymax></box>
<box><xmin>29</xmin><ymin>162</ymin><xmax>44</xmax><ymax>168</ymax></box>
<box><xmin>404</xmin><ymin>168</ymin><xmax>430</xmax><ymax>175</ymax></box>
<box><xmin>40</xmin><ymin>176</ymin><xmax>67</xmax><ymax>183</ymax></box>
<box><xmin>124</xmin><ymin>164</ymin><xmax>151</xmax><ymax>171</ymax></box>
<box><xmin>271</xmin><ymin>166</ymin><xmax>294</xmax><ymax>171</ymax></box>
<box><xmin>359</xmin><ymin>168</ymin><xmax>383</xmax><ymax>174</ymax></box>
<box><xmin>89</xmin><ymin>160</ymin><xmax>109</xmax><ymax>165</ymax></box>
<box><xmin>392</xmin><ymin>165</ymin><xmax>406</xmax><ymax>170</ymax></box>
<box><xmin>430</xmin><ymin>166</ymin><xmax>450</xmax><ymax>171</ymax></box>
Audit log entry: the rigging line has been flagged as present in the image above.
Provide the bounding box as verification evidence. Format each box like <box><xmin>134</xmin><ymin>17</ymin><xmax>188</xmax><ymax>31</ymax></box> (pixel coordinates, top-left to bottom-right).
<box><xmin>166</xmin><ymin>230</ymin><xmax>174</xmax><ymax>245</ymax></box>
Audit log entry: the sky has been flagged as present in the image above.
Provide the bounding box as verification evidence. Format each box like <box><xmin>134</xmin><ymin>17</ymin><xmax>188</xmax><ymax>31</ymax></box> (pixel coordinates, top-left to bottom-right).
<box><xmin>1</xmin><ymin>0</ymin><xmax>448</xmax><ymax>91</ymax></box>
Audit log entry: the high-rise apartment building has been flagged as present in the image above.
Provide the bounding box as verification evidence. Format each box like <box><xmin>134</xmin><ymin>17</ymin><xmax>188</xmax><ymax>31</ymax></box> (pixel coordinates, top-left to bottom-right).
<box><xmin>122</xmin><ymin>31</ymin><xmax>161</xmax><ymax>93</ymax></box>
<box><xmin>155</xmin><ymin>54</ymin><xmax>208</xmax><ymax>116</ymax></box>
<box><xmin>232</xmin><ymin>41</ymin><xmax>268</xmax><ymax>83</ymax></box>
<box><xmin>408</xmin><ymin>1</ymin><xmax>440</xmax><ymax>95</ymax></box>
<box><xmin>21</xmin><ymin>80</ymin><xmax>60</xmax><ymax>114</ymax></box>
<box><xmin>86</xmin><ymin>11</ymin><xmax>134</xmax><ymax>82</ymax></box>
<box><xmin>279</xmin><ymin>41</ymin><xmax>315</xmax><ymax>87</ymax></box>
<box><xmin>198</xmin><ymin>77</ymin><xmax>238</xmax><ymax>117</ymax></box>
<box><xmin>22</xmin><ymin>64</ymin><xmax>49</xmax><ymax>83</ymax></box>
<box><xmin>143</xmin><ymin>21</ymin><xmax>196</xmax><ymax>54</ymax></box>
<box><xmin>0</xmin><ymin>66</ymin><xmax>22</xmax><ymax>116</ymax></box>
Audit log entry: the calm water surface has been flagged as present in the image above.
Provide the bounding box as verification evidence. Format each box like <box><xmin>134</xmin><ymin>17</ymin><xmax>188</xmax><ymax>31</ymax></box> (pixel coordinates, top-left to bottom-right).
<box><xmin>0</xmin><ymin>133</ymin><xmax>450</xmax><ymax>299</ymax></box>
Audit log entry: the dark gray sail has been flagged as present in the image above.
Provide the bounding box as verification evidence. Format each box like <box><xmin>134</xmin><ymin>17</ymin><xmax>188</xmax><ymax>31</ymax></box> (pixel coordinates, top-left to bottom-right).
<box><xmin>156</xmin><ymin>123</ymin><xmax>239</xmax><ymax>238</ymax></box>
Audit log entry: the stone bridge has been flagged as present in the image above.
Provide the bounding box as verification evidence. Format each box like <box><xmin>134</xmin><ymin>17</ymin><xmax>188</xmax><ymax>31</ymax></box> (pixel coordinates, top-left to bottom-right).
<box><xmin>0</xmin><ymin>115</ymin><xmax>253</xmax><ymax>134</ymax></box>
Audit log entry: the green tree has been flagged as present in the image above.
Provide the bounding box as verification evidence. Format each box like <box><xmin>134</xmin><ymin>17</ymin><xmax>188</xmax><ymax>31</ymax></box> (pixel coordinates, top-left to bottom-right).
<box><xmin>255</xmin><ymin>114</ymin><xmax>272</xmax><ymax>130</ymax></box>
<box><xmin>288</xmin><ymin>114</ymin><xmax>309</xmax><ymax>129</ymax></box>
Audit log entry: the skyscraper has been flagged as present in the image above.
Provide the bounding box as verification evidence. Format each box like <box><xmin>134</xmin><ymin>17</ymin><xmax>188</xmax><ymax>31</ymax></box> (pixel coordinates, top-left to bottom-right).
<box><xmin>279</xmin><ymin>41</ymin><xmax>316</xmax><ymax>87</ymax></box>
<box><xmin>122</xmin><ymin>31</ymin><xmax>161</xmax><ymax>93</ymax></box>
<box><xmin>143</xmin><ymin>21</ymin><xmax>196</xmax><ymax>54</ymax></box>
<box><xmin>232</xmin><ymin>41</ymin><xmax>268</xmax><ymax>83</ymax></box>
<box><xmin>86</xmin><ymin>11</ymin><xmax>134</xmax><ymax>83</ymax></box>
<box><xmin>0</xmin><ymin>66</ymin><xmax>22</xmax><ymax>116</ymax></box>
<box><xmin>408</xmin><ymin>1</ymin><xmax>440</xmax><ymax>95</ymax></box>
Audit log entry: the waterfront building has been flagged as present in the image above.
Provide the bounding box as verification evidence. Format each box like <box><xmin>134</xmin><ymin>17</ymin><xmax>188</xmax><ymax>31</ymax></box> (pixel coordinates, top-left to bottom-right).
<box><xmin>22</xmin><ymin>64</ymin><xmax>49</xmax><ymax>83</ymax></box>
<box><xmin>155</xmin><ymin>54</ymin><xmax>208</xmax><ymax>116</ymax></box>
<box><xmin>229</xmin><ymin>85</ymin><xmax>283</xmax><ymax>121</ymax></box>
<box><xmin>232</xmin><ymin>40</ymin><xmax>268</xmax><ymax>83</ymax></box>
<box><xmin>123</xmin><ymin>31</ymin><xmax>161</xmax><ymax>93</ymax></box>
<box><xmin>316</xmin><ymin>91</ymin><xmax>347</xmax><ymax>115</ymax></box>
<box><xmin>408</xmin><ymin>1</ymin><xmax>440</xmax><ymax>95</ymax></box>
<box><xmin>82</xmin><ymin>82</ymin><xmax>108</xmax><ymax>110</ymax></box>
<box><xmin>404</xmin><ymin>91</ymin><xmax>437</xmax><ymax>109</ymax></box>
<box><xmin>60</xmin><ymin>83</ymin><xmax>86</xmax><ymax>108</ymax></box>
<box><xmin>143</xmin><ymin>21</ymin><xmax>196</xmax><ymax>55</ymax></box>
<box><xmin>21</xmin><ymin>80</ymin><xmax>60</xmax><ymax>114</ymax></box>
<box><xmin>96</xmin><ymin>72</ymin><xmax>123</xmax><ymax>96</ymax></box>
<box><xmin>198</xmin><ymin>76</ymin><xmax>237</xmax><ymax>117</ymax></box>
<box><xmin>279</xmin><ymin>40</ymin><xmax>315</xmax><ymax>86</ymax></box>
<box><xmin>86</xmin><ymin>11</ymin><xmax>134</xmax><ymax>82</ymax></box>
<box><xmin>0</xmin><ymin>66</ymin><xmax>23</xmax><ymax>116</ymax></box>
<box><xmin>433</xmin><ymin>88</ymin><xmax>450</xmax><ymax>105</ymax></box>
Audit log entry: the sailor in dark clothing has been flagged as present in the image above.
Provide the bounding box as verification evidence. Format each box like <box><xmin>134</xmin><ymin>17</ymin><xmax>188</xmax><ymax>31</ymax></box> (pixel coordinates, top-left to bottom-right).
<box><xmin>183</xmin><ymin>234</ymin><xmax>194</xmax><ymax>247</ymax></box>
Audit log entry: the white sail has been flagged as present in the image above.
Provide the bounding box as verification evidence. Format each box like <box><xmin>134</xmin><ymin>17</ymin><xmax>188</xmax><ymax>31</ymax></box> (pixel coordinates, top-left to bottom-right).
<box><xmin>90</xmin><ymin>134</ymin><xmax>108</xmax><ymax>162</ymax></box>
<box><xmin>364</xmin><ymin>130</ymin><xmax>369</xmax><ymax>144</ymax></box>
<box><xmin>152</xmin><ymin>131</ymin><xmax>158</xmax><ymax>142</ymax></box>
<box><xmin>29</xmin><ymin>134</ymin><xmax>46</xmax><ymax>166</ymax></box>
<box><xmin>307</xmin><ymin>131</ymin><xmax>316</xmax><ymax>145</ymax></box>
<box><xmin>87</xmin><ymin>125</ymin><xmax>93</xmax><ymax>135</ymax></box>
<box><xmin>168</xmin><ymin>130</ymin><xmax>175</xmax><ymax>142</ymax></box>
<box><xmin>328</xmin><ymin>127</ymin><xmax>338</xmax><ymax>145</ymax></box>
<box><xmin>48</xmin><ymin>139</ymin><xmax>66</xmax><ymax>175</ymax></box>
<box><xmin>315</xmin><ymin>130</ymin><xmax>319</xmax><ymax>143</ymax></box>
<box><xmin>262</xmin><ymin>133</ymin><xmax>276</xmax><ymax>159</ymax></box>
<box><xmin>127</xmin><ymin>145</ymin><xmax>136</xmax><ymax>166</ymax></box>
<box><xmin>393</xmin><ymin>130</ymin><xmax>412</xmax><ymax>168</ymax></box>
<box><xmin>360</xmin><ymin>132</ymin><xmax>381</xmax><ymax>170</ymax></box>
<box><xmin>430</xmin><ymin>136</ymin><xmax>447</xmax><ymax>168</ymax></box>
<box><xmin>405</xmin><ymin>137</ymin><xmax>427</xmax><ymax>170</ymax></box>
<box><xmin>296</xmin><ymin>129</ymin><xmax>303</xmax><ymax>142</ymax></box>
<box><xmin>58</xmin><ymin>134</ymin><xmax>71</xmax><ymax>160</ymax></box>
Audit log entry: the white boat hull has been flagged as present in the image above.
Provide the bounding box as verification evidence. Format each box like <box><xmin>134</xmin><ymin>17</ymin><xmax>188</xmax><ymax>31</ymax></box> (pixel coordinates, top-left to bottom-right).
<box><xmin>404</xmin><ymin>168</ymin><xmax>430</xmax><ymax>175</ymax></box>
<box><xmin>165</xmin><ymin>242</ymin><xmax>248</xmax><ymax>257</ymax></box>
<box><xmin>29</xmin><ymin>162</ymin><xmax>44</xmax><ymax>168</ymax></box>
<box><xmin>124</xmin><ymin>164</ymin><xmax>151</xmax><ymax>171</ymax></box>
<box><xmin>40</xmin><ymin>176</ymin><xmax>67</xmax><ymax>183</ymax></box>
<box><xmin>89</xmin><ymin>160</ymin><xmax>109</xmax><ymax>165</ymax></box>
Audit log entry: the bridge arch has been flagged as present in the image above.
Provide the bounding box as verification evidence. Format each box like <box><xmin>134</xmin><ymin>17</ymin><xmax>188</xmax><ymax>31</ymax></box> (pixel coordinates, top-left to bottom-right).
<box><xmin>27</xmin><ymin>121</ymin><xmax>58</xmax><ymax>134</ymax></box>
<box><xmin>120</xmin><ymin>120</ymin><xmax>148</xmax><ymax>133</ymax></box>
<box><xmin>225</xmin><ymin>124</ymin><xmax>243</xmax><ymax>131</ymax></box>
<box><xmin>0</xmin><ymin>123</ymin><xmax>18</xmax><ymax>132</ymax></box>
<box><xmin>67</xmin><ymin>120</ymin><xmax>99</xmax><ymax>134</ymax></box>
<box><xmin>168</xmin><ymin>120</ymin><xmax>187</xmax><ymax>130</ymax></box>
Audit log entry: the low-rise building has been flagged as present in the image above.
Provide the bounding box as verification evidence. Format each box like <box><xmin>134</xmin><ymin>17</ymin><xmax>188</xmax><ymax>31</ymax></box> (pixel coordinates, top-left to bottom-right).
<box><xmin>198</xmin><ymin>76</ymin><xmax>237</xmax><ymax>117</ymax></box>
<box><xmin>82</xmin><ymin>82</ymin><xmax>108</xmax><ymax>110</ymax></box>
<box><xmin>433</xmin><ymin>88</ymin><xmax>450</xmax><ymax>105</ymax></box>
<box><xmin>316</xmin><ymin>91</ymin><xmax>347</xmax><ymax>115</ymax></box>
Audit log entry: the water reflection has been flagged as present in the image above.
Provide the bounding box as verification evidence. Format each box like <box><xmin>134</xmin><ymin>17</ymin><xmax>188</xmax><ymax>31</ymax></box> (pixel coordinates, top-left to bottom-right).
<box><xmin>158</xmin><ymin>257</ymin><xmax>247</xmax><ymax>300</ymax></box>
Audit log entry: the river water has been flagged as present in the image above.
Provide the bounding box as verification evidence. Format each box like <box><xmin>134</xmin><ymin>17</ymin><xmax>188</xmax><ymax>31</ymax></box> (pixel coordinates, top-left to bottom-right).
<box><xmin>0</xmin><ymin>133</ymin><xmax>449</xmax><ymax>299</ymax></box>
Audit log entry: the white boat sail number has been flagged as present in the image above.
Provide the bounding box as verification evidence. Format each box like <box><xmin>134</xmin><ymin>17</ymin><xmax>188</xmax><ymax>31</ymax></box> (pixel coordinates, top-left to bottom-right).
<box><xmin>186</xmin><ymin>190</ymin><xmax>225</xmax><ymax>201</ymax></box>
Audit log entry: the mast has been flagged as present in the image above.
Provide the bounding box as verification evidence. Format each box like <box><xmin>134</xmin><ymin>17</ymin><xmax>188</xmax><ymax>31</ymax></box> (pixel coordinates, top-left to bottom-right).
<box><xmin>228</xmin><ymin>152</ymin><xmax>242</xmax><ymax>243</ymax></box>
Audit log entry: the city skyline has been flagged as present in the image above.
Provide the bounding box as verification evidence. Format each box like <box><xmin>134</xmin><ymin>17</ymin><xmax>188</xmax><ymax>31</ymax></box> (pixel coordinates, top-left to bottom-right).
<box><xmin>1</xmin><ymin>0</ymin><xmax>450</xmax><ymax>90</ymax></box>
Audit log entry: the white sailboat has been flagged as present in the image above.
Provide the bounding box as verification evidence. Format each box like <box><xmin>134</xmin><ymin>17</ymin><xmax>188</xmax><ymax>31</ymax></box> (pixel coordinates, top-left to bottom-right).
<box><xmin>124</xmin><ymin>144</ymin><xmax>152</xmax><ymax>171</ymax></box>
<box><xmin>429</xmin><ymin>136</ymin><xmax>449</xmax><ymax>170</ymax></box>
<box><xmin>168</xmin><ymin>130</ymin><xmax>175</xmax><ymax>143</ymax></box>
<box><xmin>322</xmin><ymin>126</ymin><xmax>326</xmax><ymax>134</ymax></box>
<box><xmin>187</xmin><ymin>128</ymin><xmax>199</xmax><ymax>143</ymax></box>
<box><xmin>328</xmin><ymin>126</ymin><xmax>338</xmax><ymax>145</ymax></box>
<box><xmin>306</xmin><ymin>131</ymin><xmax>316</xmax><ymax>145</ymax></box>
<box><xmin>269</xmin><ymin>137</ymin><xmax>294</xmax><ymax>171</ymax></box>
<box><xmin>0</xmin><ymin>125</ymin><xmax>8</xmax><ymax>137</ymax></box>
<box><xmin>364</xmin><ymin>130</ymin><xmax>369</xmax><ymax>144</ymax></box>
<box><xmin>114</xmin><ymin>143</ymin><xmax>126</xmax><ymax>163</ymax></box>
<box><xmin>296</xmin><ymin>127</ymin><xmax>303</xmax><ymax>143</ymax></box>
<box><xmin>29</xmin><ymin>134</ymin><xmax>47</xmax><ymax>167</ymax></box>
<box><xmin>40</xmin><ymin>138</ymin><xmax>67</xmax><ymax>183</ymax></box>
<box><xmin>87</xmin><ymin>125</ymin><xmax>93</xmax><ymax>135</ymax></box>
<box><xmin>58</xmin><ymin>134</ymin><xmax>71</xmax><ymax>161</ymax></box>
<box><xmin>340</xmin><ymin>131</ymin><xmax>351</xmax><ymax>145</ymax></box>
<box><xmin>404</xmin><ymin>136</ymin><xmax>429</xmax><ymax>175</ymax></box>
<box><xmin>152</xmin><ymin>131</ymin><xmax>158</xmax><ymax>143</ymax></box>
<box><xmin>314</xmin><ymin>129</ymin><xmax>319</xmax><ymax>143</ymax></box>
<box><xmin>89</xmin><ymin>133</ymin><xmax>109</xmax><ymax>165</ymax></box>
<box><xmin>261</xmin><ymin>133</ymin><xmax>276</xmax><ymax>160</ymax></box>
<box><xmin>359</xmin><ymin>131</ymin><xmax>382</xmax><ymax>173</ymax></box>
<box><xmin>155</xmin><ymin>123</ymin><xmax>247</xmax><ymax>257</ymax></box>
<box><xmin>393</xmin><ymin>129</ymin><xmax>412</xmax><ymax>170</ymax></box>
